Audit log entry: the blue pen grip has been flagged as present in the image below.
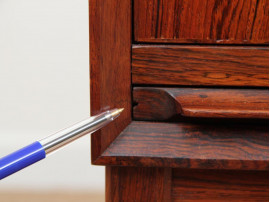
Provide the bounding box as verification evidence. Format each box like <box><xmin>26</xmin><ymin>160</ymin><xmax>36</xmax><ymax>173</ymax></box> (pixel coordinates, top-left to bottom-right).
<box><xmin>0</xmin><ymin>141</ymin><xmax>46</xmax><ymax>180</ymax></box>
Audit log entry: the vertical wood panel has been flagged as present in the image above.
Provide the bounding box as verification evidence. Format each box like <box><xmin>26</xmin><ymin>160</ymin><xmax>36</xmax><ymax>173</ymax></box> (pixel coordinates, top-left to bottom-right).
<box><xmin>89</xmin><ymin>0</ymin><xmax>132</xmax><ymax>162</ymax></box>
<box><xmin>106</xmin><ymin>166</ymin><xmax>172</xmax><ymax>202</ymax></box>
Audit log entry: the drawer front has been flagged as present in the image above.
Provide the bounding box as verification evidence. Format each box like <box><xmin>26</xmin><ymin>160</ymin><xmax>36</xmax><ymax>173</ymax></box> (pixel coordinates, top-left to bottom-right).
<box><xmin>134</xmin><ymin>0</ymin><xmax>269</xmax><ymax>44</ymax></box>
<box><xmin>132</xmin><ymin>45</ymin><xmax>269</xmax><ymax>87</ymax></box>
<box><xmin>133</xmin><ymin>87</ymin><xmax>269</xmax><ymax>120</ymax></box>
<box><xmin>172</xmin><ymin>169</ymin><xmax>269</xmax><ymax>201</ymax></box>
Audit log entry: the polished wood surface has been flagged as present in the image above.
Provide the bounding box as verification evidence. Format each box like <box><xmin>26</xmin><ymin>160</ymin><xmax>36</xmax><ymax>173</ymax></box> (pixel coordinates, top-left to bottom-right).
<box><xmin>95</xmin><ymin>121</ymin><xmax>268</xmax><ymax>170</ymax></box>
<box><xmin>89</xmin><ymin>0</ymin><xmax>132</xmax><ymax>162</ymax></box>
<box><xmin>106</xmin><ymin>167</ymin><xmax>269</xmax><ymax>202</ymax></box>
<box><xmin>134</xmin><ymin>0</ymin><xmax>269</xmax><ymax>44</ymax></box>
<box><xmin>133</xmin><ymin>88</ymin><xmax>269</xmax><ymax>120</ymax></box>
<box><xmin>172</xmin><ymin>169</ymin><xmax>269</xmax><ymax>201</ymax></box>
<box><xmin>106</xmin><ymin>167</ymin><xmax>171</xmax><ymax>202</ymax></box>
<box><xmin>132</xmin><ymin>45</ymin><xmax>269</xmax><ymax>86</ymax></box>
<box><xmin>90</xmin><ymin>1</ymin><xmax>269</xmax><ymax>201</ymax></box>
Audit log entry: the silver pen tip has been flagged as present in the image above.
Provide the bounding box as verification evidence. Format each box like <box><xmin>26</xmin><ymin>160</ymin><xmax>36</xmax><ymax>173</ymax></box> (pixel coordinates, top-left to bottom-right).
<box><xmin>110</xmin><ymin>108</ymin><xmax>124</xmax><ymax>119</ymax></box>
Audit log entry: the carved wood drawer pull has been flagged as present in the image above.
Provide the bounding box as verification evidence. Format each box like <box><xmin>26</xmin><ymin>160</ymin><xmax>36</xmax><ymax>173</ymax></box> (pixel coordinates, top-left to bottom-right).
<box><xmin>133</xmin><ymin>88</ymin><xmax>269</xmax><ymax>120</ymax></box>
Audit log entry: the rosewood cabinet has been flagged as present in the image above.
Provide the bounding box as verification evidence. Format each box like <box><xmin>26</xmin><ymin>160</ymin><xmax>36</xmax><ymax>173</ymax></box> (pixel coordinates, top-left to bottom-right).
<box><xmin>89</xmin><ymin>0</ymin><xmax>269</xmax><ymax>201</ymax></box>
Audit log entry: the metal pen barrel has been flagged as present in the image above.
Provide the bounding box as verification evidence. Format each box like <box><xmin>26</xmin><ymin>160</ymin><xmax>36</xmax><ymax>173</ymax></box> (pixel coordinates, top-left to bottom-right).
<box><xmin>0</xmin><ymin>108</ymin><xmax>123</xmax><ymax>180</ymax></box>
<box><xmin>39</xmin><ymin>109</ymin><xmax>122</xmax><ymax>154</ymax></box>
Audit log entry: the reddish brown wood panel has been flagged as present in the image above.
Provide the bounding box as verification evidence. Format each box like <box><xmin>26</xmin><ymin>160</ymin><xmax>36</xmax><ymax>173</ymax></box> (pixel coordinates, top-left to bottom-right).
<box><xmin>133</xmin><ymin>88</ymin><xmax>269</xmax><ymax>120</ymax></box>
<box><xmin>106</xmin><ymin>166</ymin><xmax>172</xmax><ymax>202</ymax></box>
<box><xmin>89</xmin><ymin>0</ymin><xmax>132</xmax><ymax>162</ymax></box>
<box><xmin>132</xmin><ymin>45</ymin><xmax>269</xmax><ymax>86</ymax></box>
<box><xmin>172</xmin><ymin>169</ymin><xmax>269</xmax><ymax>201</ymax></box>
<box><xmin>94</xmin><ymin>121</ymin><xmax>269</xmax><ymax>170</ymax></box>
<box><xmin>134</xmin><ymin>0</ymin><xmax>269</xmax><ymax>44</ymax></box>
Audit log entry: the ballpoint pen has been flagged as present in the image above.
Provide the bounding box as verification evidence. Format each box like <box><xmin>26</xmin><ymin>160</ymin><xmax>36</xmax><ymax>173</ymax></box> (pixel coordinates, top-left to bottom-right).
<box><xmin>0</xmin><ymin>108</ymin><xmax>124</xmax><ymax>180</ymax></box>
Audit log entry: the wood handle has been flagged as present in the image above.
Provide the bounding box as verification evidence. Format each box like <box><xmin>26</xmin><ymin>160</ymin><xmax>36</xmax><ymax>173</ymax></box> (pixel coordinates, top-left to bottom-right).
<box><xmin>133</xmin><ymin>88</ymin><xmax>269</xmax><ymax>120</ymax></box>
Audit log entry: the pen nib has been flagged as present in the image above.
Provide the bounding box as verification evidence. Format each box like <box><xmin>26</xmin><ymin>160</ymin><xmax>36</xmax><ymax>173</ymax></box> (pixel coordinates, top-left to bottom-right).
<box><xmin>110</xmin><ymin>108</ymin><xmax>124</xmax><ymax>120</ymax></box>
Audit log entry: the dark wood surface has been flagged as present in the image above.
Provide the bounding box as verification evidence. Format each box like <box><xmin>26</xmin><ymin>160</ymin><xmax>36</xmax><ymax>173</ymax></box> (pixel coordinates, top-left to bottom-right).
<box><xmin>94</xmin><ymin>121</ymin><xmax>269</xmax><ymax>170</ymax></box>
<box><xmin>90</xmin><ymin>1</ymin><xmax>269</xmax><ymax>201</ymax></box>
<box><xmin>134</xmin><ymin>0</ymin><xmax>269</xmax><ymax>44</ymax></box>
<box><xmin>132</xmin><ymin>45</ymin><xmax>269</xmax><ymax>86</ymax></box>
<box><xmin>89</xmin><ymin>0</ymin><xmax>132</xmax><ymax>162</ymax></box>
<box><xmin>172</xmin><ymin>169</ymin><xmax>269</xmax><ymax>201</ymax></box>
<box><xmin>106</xmin><ymin>167</ymin><xmax>269</xmax><ymax>201</ymax></box>
<box><xmin>106</xmin><ymin>167</ymin><xmax>171</xmax><ymax>202</ymax></box>
<box><xmin>133</xmin><ymin>88</ymin><xmax>269</xmax><ymax>120</ymax></box>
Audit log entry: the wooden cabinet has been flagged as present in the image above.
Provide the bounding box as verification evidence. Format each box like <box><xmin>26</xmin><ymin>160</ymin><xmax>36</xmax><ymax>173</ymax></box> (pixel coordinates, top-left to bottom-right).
<box><xmin>89</xmin><ymin>0</ymin><xmax>269</xmax><ymax>201</ymax></box>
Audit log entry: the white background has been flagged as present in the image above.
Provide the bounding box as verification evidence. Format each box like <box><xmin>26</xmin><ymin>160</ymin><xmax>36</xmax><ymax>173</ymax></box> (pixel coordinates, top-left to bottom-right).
<box><xmin>0</xmin><ymin>0</ymin><xmax>104</xmax><ymax>192</ymax></box>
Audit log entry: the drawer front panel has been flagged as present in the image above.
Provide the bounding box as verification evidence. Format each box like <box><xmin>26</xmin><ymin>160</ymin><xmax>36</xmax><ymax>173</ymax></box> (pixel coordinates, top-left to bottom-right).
<box><xmin>132</xmin><ymin>45</ymin><xmax>269</xmax><ymax>86</ymax></box>
<box><xmin>172</xmin><ymin>169</ymin><xmax>269</xmax><ymax>201</ymax></box>
<box><xmin>134</xmin><ymin>0</ymin><xmax>269</xmax><ymax>44</ymax></box>
<box><xmin>133</xmin><ymin>88</ymin><xmax>269</xmax><ymax>120</ymax></box>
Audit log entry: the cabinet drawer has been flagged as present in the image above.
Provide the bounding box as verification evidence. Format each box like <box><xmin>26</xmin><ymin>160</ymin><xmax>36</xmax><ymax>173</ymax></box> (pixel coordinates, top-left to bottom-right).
<box><xmin>132</xmin><ymin>45</ymin><xmax>269</xmax><ymax>87</ymax></box>
<box><xmin>172</xmin><ymin>169</ymin><xmax>269</xmax><ymax>201</ymax></box>
<box><xmin>133</xmin><ymin>87</ymin><xmax>269</xmax><ymax>120</ymax></box>
<box><xmin>134</xmin><ymin>0</ymin><xmax>269</xmax><ymax>44</ymax></box>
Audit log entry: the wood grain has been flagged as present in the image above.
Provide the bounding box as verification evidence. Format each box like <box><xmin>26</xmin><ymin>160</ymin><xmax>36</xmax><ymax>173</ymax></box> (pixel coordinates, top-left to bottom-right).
<box><xmin>133</xmin><ymin>88</ymin><xmax>269</xmax><ymax>120</ymax></box>
<box><xmin>172</xmin><ymin>169</ymin><xmax>269</xmax><ymax>201</ymax></box>
<box><xmin>89</xmin><ymin>0</ymin><xmax>132</xmax><ymax>162</ymax></box>
<box><xmin>90</xmin><ymin>1</ymin><xmax>269</xmax><ymax>201</ymax></box>
<box><xmin>106</xmin><ymin>167</ymin><xmax>172</xmax><ymax>202</ymax></box>
<box><xmin>94</xmin><ymin>121</ymin><xmax>269</xmax><ymax>170</ymax></box>
<box><xmin>132</xmin><ymin>45</ymin><xmax>269</xmax><ymax>86</ymax></box>
<box><xmin>134</xmin><ymin>0</ymin><xmax>269</xmax><ymax>44</ymax></box>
